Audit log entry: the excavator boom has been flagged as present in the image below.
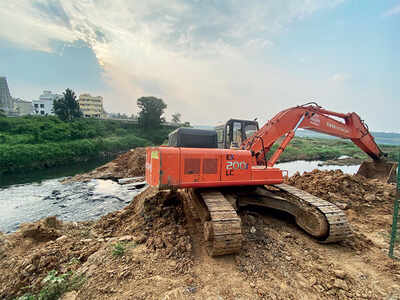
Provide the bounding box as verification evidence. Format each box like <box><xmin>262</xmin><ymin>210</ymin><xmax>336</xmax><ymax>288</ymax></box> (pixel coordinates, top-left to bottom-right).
<box><xmin>242</xmin><ymin>102</ymin><xmax>383</xmax><ymax>166</ymax></box>
<box><xmin>241</xmin><ymin>102</ymin><xmax>395</xmax><ymax>182</ymax></box>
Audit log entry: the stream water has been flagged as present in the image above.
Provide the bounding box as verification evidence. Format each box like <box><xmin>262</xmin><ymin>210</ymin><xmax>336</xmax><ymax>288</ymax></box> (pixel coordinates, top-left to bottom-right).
<box><xmin>0</xmin><ymin>160</ymin><xmax>359</xmax><ymax>234</ymax></box>
<box><xmin>275</xmin><ymin>160</ymin><xmax>360</xmax><ymax>176</ymax></box>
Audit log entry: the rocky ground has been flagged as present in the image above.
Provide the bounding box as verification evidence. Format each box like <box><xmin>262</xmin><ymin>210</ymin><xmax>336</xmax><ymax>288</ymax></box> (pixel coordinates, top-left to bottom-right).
<box><xmin>1</xmin><ymin>149</ymin><xmax>400</xmax><ymax>299</ymax></box>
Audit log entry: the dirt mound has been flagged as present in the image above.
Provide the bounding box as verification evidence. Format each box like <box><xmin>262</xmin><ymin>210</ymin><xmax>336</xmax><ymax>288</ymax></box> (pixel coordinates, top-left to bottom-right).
<box><xmin>64</xmin><ymin>147</ymin><xmax>146</xmax><ymax>182</ymax></box>
<box><xmin>18</xmin><ymin>216</ymin><xmax>62</xmax><ymax>242</ymax></box>
<box><xmin>0</xmin><ymin>186</ymin><xmax>192</xmax><ymax>299</ymax></box>
<box><xmin>0</xmin><ymin>217</ymin><xmax>101</xmax><ymax>298</ymax></box>
<box><xmin>93</xmin><ymin>187</ymin><xmax>192</xmax><ymax>261</ymax></box>
<box><xmin>286</xmin><ymin>169</ymin><xmax>396</xmax><ymax>212</ymax></box>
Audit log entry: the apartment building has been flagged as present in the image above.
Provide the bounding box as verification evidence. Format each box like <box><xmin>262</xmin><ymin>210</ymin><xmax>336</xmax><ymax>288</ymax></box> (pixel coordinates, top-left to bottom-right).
<box><xmin>32</xmin><ymin>90</ymin><xmax>62</xmax><ymax>116</ymax></box>
<box><xmin>78</xmin><ymin>94</ymin><xmax>104</xmax><ymax>118</ymax></box>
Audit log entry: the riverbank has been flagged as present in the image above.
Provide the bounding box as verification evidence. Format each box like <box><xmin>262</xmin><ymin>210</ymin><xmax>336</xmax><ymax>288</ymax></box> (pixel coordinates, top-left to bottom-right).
<box><xmin>0</xmin><ymin>116</ymin><xmax>174</xmax><ymax>175</ymax></box>
<box><xmin>0</xmin><ymin>134</ymin><xmax>150</xmax><ymax>175</ymax></box>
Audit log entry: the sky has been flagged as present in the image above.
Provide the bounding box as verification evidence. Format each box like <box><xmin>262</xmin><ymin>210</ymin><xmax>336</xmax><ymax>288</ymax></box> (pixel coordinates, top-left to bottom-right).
<box><xmin>0</xmin><ymin>0</ymin><xmax>399</xmax><ymax>132</ymax></box>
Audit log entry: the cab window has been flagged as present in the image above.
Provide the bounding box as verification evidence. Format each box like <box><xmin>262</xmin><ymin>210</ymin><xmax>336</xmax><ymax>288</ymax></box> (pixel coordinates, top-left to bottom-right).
<box><xmin>231</xmin><ymin>122</ymin><xmax>242</xmax><ymax>147</ymax></box>
<box><xmin>216</xmin><ymin>128</ymin><xmax>224</xmax><ymax>144</ymax></box>
<box><xmin>244</xmin><ymin>124</ymin><xmax>257</xmax><ymax>139</ymax></box>
<box><xmin>226</xmin><ymin>124</ymin><xmax>232</xmax><ymax>147</ymax></box>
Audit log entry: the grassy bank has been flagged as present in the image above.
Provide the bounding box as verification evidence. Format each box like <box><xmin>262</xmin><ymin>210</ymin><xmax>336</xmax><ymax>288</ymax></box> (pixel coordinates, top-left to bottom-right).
<box><xmin>0</xmin><ymin>116</ymin><xmax>173</xmax><ymax>175</ymax></box>
<box><xmin>269</xmin><ymin>137</ymin><xmax>400</xmax><ymax>163</ymax></box>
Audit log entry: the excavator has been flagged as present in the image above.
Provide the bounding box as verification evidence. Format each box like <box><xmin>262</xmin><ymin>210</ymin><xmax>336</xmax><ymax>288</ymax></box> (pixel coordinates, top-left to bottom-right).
<box><xmin>145</xmin><ymin>103</ymin><xmax>397</xmax><ymax>256</ymax></box>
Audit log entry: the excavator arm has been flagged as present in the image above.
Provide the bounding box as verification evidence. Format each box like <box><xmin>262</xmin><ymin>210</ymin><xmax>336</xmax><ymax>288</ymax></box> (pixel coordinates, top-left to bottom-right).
<box><xmin>242</xmin><ymin>102</ymin><xmax>384</xmax><ymax>167</ymax></box>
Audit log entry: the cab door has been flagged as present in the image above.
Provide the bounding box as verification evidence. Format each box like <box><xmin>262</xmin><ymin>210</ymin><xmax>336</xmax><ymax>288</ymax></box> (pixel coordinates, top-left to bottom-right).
<box><xmin>225</xmin><ymin>121</ymin><xmax>243</xmax><ymax>148</ymax></box>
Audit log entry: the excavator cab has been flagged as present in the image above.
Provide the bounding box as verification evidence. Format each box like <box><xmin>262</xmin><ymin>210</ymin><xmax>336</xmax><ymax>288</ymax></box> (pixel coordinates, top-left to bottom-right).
<box><xmin>215</xmin><ymin>119</ymin><xmax>259</xmax><ymax>149</ymax></box>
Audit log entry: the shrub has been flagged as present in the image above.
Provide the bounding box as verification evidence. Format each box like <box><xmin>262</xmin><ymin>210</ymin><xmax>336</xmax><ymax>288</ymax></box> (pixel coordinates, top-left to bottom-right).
<box><xmin>16</xmin><ymin>270</ymin><xmax>85</xmax><ymax>300</ymax></box>
<box><xmin>112</xmin><ymin>242</ymin><xmax>125</xmax><ymax>257</ymax></box>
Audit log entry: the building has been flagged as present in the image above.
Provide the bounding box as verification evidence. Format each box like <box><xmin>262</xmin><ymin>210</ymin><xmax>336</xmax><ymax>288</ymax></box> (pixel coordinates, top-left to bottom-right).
<box><xmin>13</xmin><ymin>98</ymin><xmax>33</xmax><ymax>116</ymax></box>
<box><xmin>0</xmin><ymin>77</ymin><xmax>15</xmax><ymax>114</ymax></box>
<box><xmin>32</xmin><ymin>90</ymin><xmax>62</xmax><ymax>116</ymax></box>
<box><xmin>78</xmin><ymin>93</ymin><xmax>104</xmax><ymax>118</ymax></box>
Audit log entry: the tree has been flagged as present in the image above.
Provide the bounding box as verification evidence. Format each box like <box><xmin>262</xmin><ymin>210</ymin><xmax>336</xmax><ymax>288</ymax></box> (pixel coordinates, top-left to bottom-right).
<box><xmin>137</xmin><ymin>96</ymin><xmax>167</xmax><ymax>129</ymax></box>
<box><xmin>0</xmin><ymin>109</ymin><xmax>5</xmax><ymax>117</ymax></box>
<box><xmin>53</xmin><ymin>89</ymin><xmax>83</xmax><ymax>121</ymax></box>
<box><xmin>171</xmin><ymin>113</ymin><xmax>181</xmax><ymax>124</ymax></box>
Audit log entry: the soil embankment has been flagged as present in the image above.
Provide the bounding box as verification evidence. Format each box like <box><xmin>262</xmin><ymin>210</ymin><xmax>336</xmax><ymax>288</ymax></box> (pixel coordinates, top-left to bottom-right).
<box><xmin>63</xmin><ymin>148</ymin><xmax>146</xmax><ymax>183</ymax></box>
<box><xmin>1</xmin><ymin>149</ymin><xmax>400</xmax><ymax>299</ymax></box>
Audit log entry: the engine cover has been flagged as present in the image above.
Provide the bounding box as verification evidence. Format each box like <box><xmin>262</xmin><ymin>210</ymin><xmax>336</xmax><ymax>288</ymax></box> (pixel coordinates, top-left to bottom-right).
<box><xmin>145</xmin><ymin>147</ymin><xmax>283</xmax><ymax>190</ymax></box>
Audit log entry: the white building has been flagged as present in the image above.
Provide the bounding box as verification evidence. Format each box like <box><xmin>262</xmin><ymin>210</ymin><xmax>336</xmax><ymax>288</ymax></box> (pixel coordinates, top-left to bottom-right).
<box><xmin>13</xmin><ymin>98</ymin><xmax>33</xmax><ymax>116</ymax></box>
<box><xmin>32</xmin><ymin>90</ymin><xmax>62</xmax><ymax>116</ymax></box>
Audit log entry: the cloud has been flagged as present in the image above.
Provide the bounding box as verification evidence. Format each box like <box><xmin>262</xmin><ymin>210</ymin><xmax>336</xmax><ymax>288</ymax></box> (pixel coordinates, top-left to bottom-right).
<box><xmin>0</xmin><ymin>0</ymin><xmax>347</xmax><ymax>123</ymax></box>
<box><xmin>331</xmin><ymin>73</ymin><xmax>351</xmax><ymax>82</ymax></box>
<box><xmin>383</xmin><ymin>3</ymin><xmax>400</xmax><ymax>17</ymax></box>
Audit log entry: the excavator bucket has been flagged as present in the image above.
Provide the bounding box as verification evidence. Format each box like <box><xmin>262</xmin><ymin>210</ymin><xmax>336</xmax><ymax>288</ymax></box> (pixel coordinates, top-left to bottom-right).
<box><xmin>357</xmin><ymin>161</ymin><xmax>398</xmax><ymax>183</ymax></box>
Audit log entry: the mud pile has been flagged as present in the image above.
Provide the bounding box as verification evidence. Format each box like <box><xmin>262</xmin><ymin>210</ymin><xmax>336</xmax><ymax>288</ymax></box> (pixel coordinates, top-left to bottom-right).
<box><xmin>0</xmin><ymin>187</ymin><xmax>192</xmax><ymax>299</ymax></box>
<box><xmin>0</xmin><ymin>217</ymin><xmax>101</xmax><ymax>298</ymax></box>
<box><xmin>93</xmin><ymin>187</ymin><xmax>192</xmax><ymax>262</ymax></box>
<box><xmin>286</xmin><ymin>169</ymin><xmax>396</xmax><ymax>212</ymax></box>
<box><xmin>65</xmin><ymin>147</ymin><xmax>146</xmax><ymax>182</ymax></box>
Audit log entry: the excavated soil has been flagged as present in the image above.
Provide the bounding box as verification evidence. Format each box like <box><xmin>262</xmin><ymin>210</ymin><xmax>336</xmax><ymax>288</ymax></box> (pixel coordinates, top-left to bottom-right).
<box><xmin>2</xmin><ymin>161</ymin><xmax>400</xmax><ymax>299</ymax></box>
<box><xmin>63</xmin><ymin>148</ymin><xmax>146</xmax><ymax>183</ymax></box>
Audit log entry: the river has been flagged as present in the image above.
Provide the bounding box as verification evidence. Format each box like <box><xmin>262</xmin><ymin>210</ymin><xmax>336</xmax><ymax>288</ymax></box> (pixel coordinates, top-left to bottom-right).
<box><xmin>275</xmin><ymin>160</ymin><xmax>360</xmax><ymax>176</ymax></box>
<box><xmin>0</xmin><ymin>160</ymin><xmax>359</xmax><ymax>234</ymax></box>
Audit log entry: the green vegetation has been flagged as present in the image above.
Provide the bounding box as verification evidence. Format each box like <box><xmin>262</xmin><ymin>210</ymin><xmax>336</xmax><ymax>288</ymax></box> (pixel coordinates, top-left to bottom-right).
<box><xmin>111</xmin><ymin>241</ymin><xmax>137</xmax><ymax>257</ymax></box>
<box><xmin>268</xmin><ymin>137</ymin><xmax>400</xmax><ymax>163</ymax></box>
<box><xmin>0</xmin><ymin>93</ymin><xmax>189</xmax><ymax>175</ymax></box>
<box><xmin>137</xmin><ymin>96</ymin><xmax>167</xmax><ymax>129</ymax></box>
<box><xmin>0</xmin><ymin>115</ymin><xmax>174</xmax><ymax>175</ymax></box>
<box><xmin>111</xmin><ymin>242</ymin><xmax>126</xmax><ymax>257</ymax></box>
<box><xmin>16</xmin><ymin>270</ymin><xmax>85</xmax><ymax>300</ymax></box>
<box><xmin>171</xmin><ymin>113</ymin><xmax>181</xmax><ymax>124</ymax></box>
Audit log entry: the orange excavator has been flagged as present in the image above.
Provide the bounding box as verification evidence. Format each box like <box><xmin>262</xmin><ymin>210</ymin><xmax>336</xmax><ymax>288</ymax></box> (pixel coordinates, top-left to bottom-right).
<box><xmin>145</xmin><ymin>103</ymin><xmax>397</xmax><ymax>256</ymax></box>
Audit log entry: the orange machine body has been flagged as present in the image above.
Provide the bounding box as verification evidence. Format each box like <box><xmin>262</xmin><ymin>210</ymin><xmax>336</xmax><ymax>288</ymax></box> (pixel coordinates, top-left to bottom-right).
<box><xmin>146</xmin><ymin>147</ymin><xmax>283</xmax><ymax>190</ymax></box>
<box><xmin>146</xmin><ymin>103</ymin><xmax>385</xmax><ymax>190</ymax></box>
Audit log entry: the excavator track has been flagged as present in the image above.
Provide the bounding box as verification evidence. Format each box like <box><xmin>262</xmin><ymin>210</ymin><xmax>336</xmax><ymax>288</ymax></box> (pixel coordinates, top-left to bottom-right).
<box><xmin>273</xmin><ymin>184</ymin><xmax>352</xmax><ymax>242</ymax></box>
<box><xmin>199</xmin><ymin>190</ymin><xmax>242</xmax><ymax>256</ymax></box>
<box><xmin>180</xmin><ymin>184</ymin><xmax>350</xmax><ymax>257</ymax></box>
<box><xmin>237</xmin><ymin>184</ymin><xmax>351</xmax><ymax>242</ymax></box>
<box><xmin>180</xmin><ymin>189</ymin><xmax>242</xmax><ymax>256</ymax></box>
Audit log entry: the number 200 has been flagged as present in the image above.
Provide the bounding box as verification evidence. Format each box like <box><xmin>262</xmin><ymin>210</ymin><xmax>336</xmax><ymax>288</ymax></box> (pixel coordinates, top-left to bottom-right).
<box><xmin>226</xmin><ymin>161</ymin><xmax>248</xmax><ymax>170</ymax></box>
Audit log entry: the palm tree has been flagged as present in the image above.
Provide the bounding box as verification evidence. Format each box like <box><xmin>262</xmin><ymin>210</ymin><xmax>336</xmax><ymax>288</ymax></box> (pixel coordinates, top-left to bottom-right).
<box><xmin>53</xmin><ymin>89</ymin><xmax>83</xmax><ymax>121</ymax></box>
